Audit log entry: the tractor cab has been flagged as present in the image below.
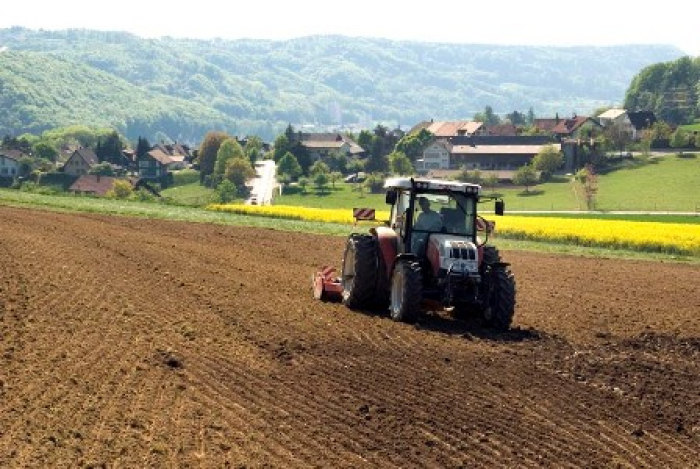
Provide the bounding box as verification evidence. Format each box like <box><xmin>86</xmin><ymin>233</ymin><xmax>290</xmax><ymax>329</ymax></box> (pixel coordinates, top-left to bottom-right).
<box><xmin>384</xmin><ymin>177</ymin><xmax>499</xmax><ymax>259</ymax></box>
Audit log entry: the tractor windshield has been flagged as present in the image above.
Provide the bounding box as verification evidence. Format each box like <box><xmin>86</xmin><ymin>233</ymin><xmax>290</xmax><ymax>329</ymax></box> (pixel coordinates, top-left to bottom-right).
<box><xmin>412</xmin><ymin>191</ymin><xmax>476</xmax><ymax>237</ymax></box>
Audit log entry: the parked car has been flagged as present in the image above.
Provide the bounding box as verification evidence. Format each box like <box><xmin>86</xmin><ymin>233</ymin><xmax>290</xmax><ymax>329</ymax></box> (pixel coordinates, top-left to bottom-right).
<box><xmin>344</xmin><ymin>172</ymin><xmax>367</xmax><ymax>183</ymax></box>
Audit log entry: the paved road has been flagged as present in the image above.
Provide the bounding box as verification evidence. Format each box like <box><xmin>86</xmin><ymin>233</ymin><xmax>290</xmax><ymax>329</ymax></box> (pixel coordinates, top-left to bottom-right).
<box><xmin>247</xmin><ymin>159</ymin><xmax>276</xmax><ymax>205</ymax></box>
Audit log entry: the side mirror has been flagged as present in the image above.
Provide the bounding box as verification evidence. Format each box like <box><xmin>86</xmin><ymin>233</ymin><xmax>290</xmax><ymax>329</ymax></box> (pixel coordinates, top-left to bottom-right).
<box><xmin>385</xmin><ymin>190</ymin><xmax>397</xmax><ymax>205</ymax></box>
<box><xmin>495</xmin><ymin>200</ymin><xmax>505</xmax><ymax>216</ymax></box>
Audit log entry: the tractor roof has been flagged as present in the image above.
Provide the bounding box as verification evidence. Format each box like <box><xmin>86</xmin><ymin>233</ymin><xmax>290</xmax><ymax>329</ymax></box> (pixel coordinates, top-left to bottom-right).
<box><xmin>384</xmin><ymin>177</ymin><xmax>481</xmax><ymax>195</ymax></box>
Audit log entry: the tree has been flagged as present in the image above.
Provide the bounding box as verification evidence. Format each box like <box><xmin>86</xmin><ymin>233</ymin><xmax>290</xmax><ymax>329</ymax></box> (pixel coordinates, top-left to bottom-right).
<box><xmin>532</xmin><ymin>145</ymin><xmax>564</xmax><ymax>178</ymax></box>
<box><xmin>284</xmin><ymin>123</ymin><xmax>296</xmax><ymax>143</ymax></box>
<box><xmin>215</xmin><ymin>139</ymin><xmax>245</xmax><ymax>175</ymax></box>
<box><xmin>224</xmin><ymin>157</ymin><xmax>255</xmax><ymax>194</ymax></box>
<box><xmin>244</xmin><ymin>136</ymin><xmax>263</xmax><ymax>164</ymax></box>
<box><xmin>313</xmin><ymin>172</ymin><xmax>329</xmax><ymax>193</ymax></box>
<box><xmin>326</xmin><ymin>150</ymin><xmax>348</xmax><ymax>174</ymax></box>
<box><xmin>136</xmin><ymin>136</ymin><xmax>151</xmax><ymax>159</ymax></box>
<box><xmin>310</xmin><ymin>160</ymin><xmax>330</xmax><ymax>177</ymax></box>
<box><xmin>198</xmin><ymin>131</ymin><xmax>230</xmax><ymax>183</ymax></box>
<box><xmin>458</xmin><ymin>167</ymin><xmax>482</xmax><ymax>184</ymax></box>
<box><xmin>348</xmin><ymin>158</ymin><xmax>364</xmax><ymax>178</ymax></box>
<box><xmin>273</xmin><ymin>134</ymin><xmax>291</xmax><ymax>162</ymax></box>
<box><xmin>246</xmin><ymin>146</ymin><xmax>260</xmax><ymax>165</ymax></box>
<box><xmin>297</xmin><ymin>176</ymin><xmax>310</xmax><ymax>194</ymax></box>
<box><xmin>602</xmin><ymin>123</ymin><xmax>632</xmax><ymax>155</ymax></box>
<box><xmin>277</xmin><ymin>173</ymin><xmax>291</xmax><ymax>191</ymax></box>
<box><xmin>527</xmin><ymin>107</ymin><xmax>536</xmax><ymax>125</ymax></box>
<box><xmin>364</xmin><ymin>173</ymin><xmax>385</xmax><ymax>193</ymax></box>
<box><xmin>389</xmin><ymin>151</ymin><xmax>413</xmax><ymax>175</ymax></box>
<box><xmin>329</xmin><ymin>171</ymin><xmax>343</xmax><ymax>188</ymax></box>
<box><xmin>576</xmin><ymin>164</ymin><xmax>598</xmax><ymax>210</ymax></box>
<box><xmin>33</xmin><ymin>142</ymin><xmax>58</xmax><ymax>162</ymax></box>
<box><xmin>365</xmin><ymin>139</ymin><xmax>388</xmax><ymax>173</ymax></box>
<box><xmin>291</xmin><ymin>142</ymin><xmax>313</xmax><ymax>176</ymax></box>
<box><xmin>17</xmin><ymin>157</ymin><xmax>34</xmax><ymax>179</ymax></box>
<box><xmin>356</xmin><ymin>130</ymin><xmax>374</xmax><ymax>152</ymax></box>
<box><xmin>89</xmin><ymin>162</ymin><xmax>116</xmax><ymax>176</ymax></box>
<box><xmin>512</xmin><ymin>165</ymin><xmax>538</xmax><ymax>192</ymax></box>
<box><xmin>395</xmin><ymin>128</ymin><xmax>434</xmax><ymax>162</ymax></box>
<box><xmin>505</xmin><ymin>111</ymin><xmax>526</xmax><ymax>126</ymax></box>
<box><xmin>670</xmin><ymin>128</ymin><xmax>690</xmax><ymax>148</ymax></box>
<box><xmin>484</xmin><ymin>173</ymin><xmax>499</xmax><ymax>193</ymax></box>
<box><xmin>96</xmin><ymin>131</ymin><xmax>124</xmax><ymax>165</ymax></box>
<box><xmin>212</xmin><ymin>179</ymin><xmax>237</xmax><ymax>203</ymax></box>
<box><xmin>277</xmin><ymin>152</ymin><xmax>302</xmax><ymax>181</ymax></box>
<box><xmin>474</xmin><ymin>105</ymin><xmax>502</xmax><ymax>126</ymax></box>
<box><xmin>645</xmin><ymin>121</ymin><xmax>673</xmax><ymax>147</ymax></box>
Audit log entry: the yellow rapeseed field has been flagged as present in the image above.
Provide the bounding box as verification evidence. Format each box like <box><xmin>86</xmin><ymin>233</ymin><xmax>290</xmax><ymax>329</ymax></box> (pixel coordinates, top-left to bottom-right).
<box><xmin>207</xmin><ymin>204</ymin><xmax>700</xmax><ymax>256</ymax></box>
<box><xmin>496</xmin><ymin>216</ymin><xmax>700</xmax><ymax>256</ymax></box>
<box><xmin>208</xmin><ymin>203</ymin><xmax>390</xmax><ymax>225</ymax></box>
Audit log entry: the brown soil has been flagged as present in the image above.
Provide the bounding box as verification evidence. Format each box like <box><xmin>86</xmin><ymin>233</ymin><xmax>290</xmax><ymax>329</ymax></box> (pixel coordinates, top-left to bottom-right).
<box><xmin>1</xmin><ymin>206</ymin><xmax>698</xmax><ymax>468</ymax></box>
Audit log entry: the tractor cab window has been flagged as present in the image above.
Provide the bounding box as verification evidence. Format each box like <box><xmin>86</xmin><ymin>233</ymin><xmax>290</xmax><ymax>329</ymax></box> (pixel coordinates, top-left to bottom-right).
<box><xmin>410</xmin><ymin>192</ymin><xmax>476</xmax><ymax>254</ymax></box>
<box><xmin>412</xmin><ymin>195</ymin><xmax>443</xmax><ymax>233</ymax></box>
<box><xmin>410</xmin><ymin>193</ymin><xmax>444</xmax><ymax>255</ymax></box>
<box><xmin>439</xmin><ymin>192</ymin><xmax>476</xmax><ymax>236</ymax></box>
<box><xmin>391</xmin><ymin>190</ymin><xmax>411</xmax><ymax>238</ymax></box>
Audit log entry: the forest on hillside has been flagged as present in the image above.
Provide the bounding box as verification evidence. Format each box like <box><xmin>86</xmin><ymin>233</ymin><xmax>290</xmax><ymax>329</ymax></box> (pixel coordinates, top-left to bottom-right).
<box><xmin>0</xmin><ymin>27</ymin><xmax>687</xmax><ymax>142</ymax></box>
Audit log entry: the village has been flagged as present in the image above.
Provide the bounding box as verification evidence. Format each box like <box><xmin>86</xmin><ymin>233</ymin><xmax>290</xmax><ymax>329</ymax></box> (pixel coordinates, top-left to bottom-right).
<box><xmin>0</xmin><ymin>108</ymin><xmax>674</xmax><ymax>201</ymax></box>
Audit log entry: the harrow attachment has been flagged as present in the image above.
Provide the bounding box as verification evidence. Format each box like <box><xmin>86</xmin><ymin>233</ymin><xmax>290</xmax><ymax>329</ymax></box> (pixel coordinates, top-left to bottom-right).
<box><xmin>312</xmin><ymin>266</ymin><xmax>343</xmax><ymax>302</ymax></box>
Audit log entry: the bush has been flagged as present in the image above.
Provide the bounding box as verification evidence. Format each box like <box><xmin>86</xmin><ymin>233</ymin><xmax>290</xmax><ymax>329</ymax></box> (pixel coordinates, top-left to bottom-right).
<box><xmin>108</xmin><ymin>180</ymin><xmax>134</xmax><ymax>199</ymax></box>
<box><xmin>32</xmin><ymin>172</ymin><xmax>78</xmax><ymax>190</ymax></box>
<box><xmin>364</xmin><ymin>173</ymin><xmax>385</xmax><ymax>193</ymax></box>
<box><xmin>172</xmin><ymin>169</ymin><xmax>200</xmax><ymax>186</ymax></box>
<box><xmin>133</xmin><ymin>188</ymin><xmax>157</xmax><ymax>202</ymax></box>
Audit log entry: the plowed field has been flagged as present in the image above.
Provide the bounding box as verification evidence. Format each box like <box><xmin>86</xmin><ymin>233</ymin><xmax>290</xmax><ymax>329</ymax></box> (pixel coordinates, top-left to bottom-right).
<box><xmin>1</xmin><ymin>206</ymin><xmax>698</xmax><ymax>468</ymax></box>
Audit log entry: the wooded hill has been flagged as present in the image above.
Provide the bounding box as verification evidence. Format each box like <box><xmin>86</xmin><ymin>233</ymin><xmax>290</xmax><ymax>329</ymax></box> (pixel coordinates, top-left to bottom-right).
<box><xmin>0</xmin><ymin>27</ymin><xmax>685</xmax><ymax>142</ymax></box>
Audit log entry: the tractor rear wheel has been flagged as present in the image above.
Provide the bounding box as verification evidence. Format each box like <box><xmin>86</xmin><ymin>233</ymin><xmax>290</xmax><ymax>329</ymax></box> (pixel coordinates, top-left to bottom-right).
<box><xmin>483</xmin><ymin>267</ymin><xmax>516</xmax><ymax>331</ymax></box>
<box><xmin>341</xmin><ymin>234</ymin><xmax>378</xmax><ymax>309</ymax></box>
<box><xmin>389</xmin><ymin>259</ymin><xmax>422</xmax><ymax>323</ymax></box>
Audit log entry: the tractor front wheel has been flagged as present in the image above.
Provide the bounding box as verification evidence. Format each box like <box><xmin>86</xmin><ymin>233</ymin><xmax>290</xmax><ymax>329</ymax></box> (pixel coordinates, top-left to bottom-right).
<box><xmin>341</xmin><ymin>234</ymin><xmax>378</xmax><ymax>309</ymax></box>
<box><xmin>389</xmin><ymin>259</ymin><xmax>422</xmax><ymax>323</ymax></box>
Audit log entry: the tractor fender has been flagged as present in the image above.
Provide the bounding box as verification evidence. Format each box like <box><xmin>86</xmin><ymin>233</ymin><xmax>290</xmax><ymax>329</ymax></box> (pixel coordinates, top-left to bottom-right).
<box><xmin>371</xmin><ymin>226</ymin><xmax>398</xmax><ymax>279</ymax></box>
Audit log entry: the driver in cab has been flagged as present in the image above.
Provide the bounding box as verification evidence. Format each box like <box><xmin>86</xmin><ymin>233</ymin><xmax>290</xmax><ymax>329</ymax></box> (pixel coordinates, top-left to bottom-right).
<box><xmin>411</xmin><ymin>197</ymin><xmax>442</xmax><ymax>255</ymax></box>
<box><xmin>414</xmin><ymin>197</ymin><xmax>442</xmax><ymax>232</ymax></box>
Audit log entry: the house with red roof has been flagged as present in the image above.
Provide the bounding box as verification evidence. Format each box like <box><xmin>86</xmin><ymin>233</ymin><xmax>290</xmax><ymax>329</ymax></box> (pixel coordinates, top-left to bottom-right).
<box><xmin>534</xmin><ymin>115</ymin><xmax>601</xmax><ymax>140</ymax></box>
<box><xmin>68</xmin><ymin>175</ymin><xmax>134</xmax><ymax>197</ymax></box>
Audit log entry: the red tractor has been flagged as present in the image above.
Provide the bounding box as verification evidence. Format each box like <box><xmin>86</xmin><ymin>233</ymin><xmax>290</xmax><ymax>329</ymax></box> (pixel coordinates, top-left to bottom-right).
<box><xmin>313</xmin><ymin>177</ymin><xmax>516</xmax><ymax>330</ymax></box>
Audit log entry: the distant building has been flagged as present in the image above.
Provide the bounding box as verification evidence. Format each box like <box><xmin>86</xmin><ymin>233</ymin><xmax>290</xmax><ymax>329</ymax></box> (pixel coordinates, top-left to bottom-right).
<box><xmin>417</xmin><ymin>136</ymin><xmax>560</xmax><ymax>181</ymax></box>
<box><xmin>597</xmin><ymin>109</ymin><xmax>657</xmax><ymax>140</ymax></box>
<box><xmin>296</xmin><ymin>133</ymin><xmax>365</xmax><ymax>160</ymax></box>
<box><xmin>68</xmin><ymin>175</ymin><xmax>132</xmax><ymax>197</ymax></box>
<box><xmin>409</xmin><ymin>120</ymin><xmax>484</xmax><ymax>137</ymax></box>
<box><xmin>0</xmin><ymin>149</ymin><xmax>24</xmax><ymax>178</ymax></box>
<box><xmin>62</xmin><ymin>148</ymin><xmax>99</xmax><ymax>176</ymax></box>
<box><xmin>535</xmin><ymin>115</ymin><xmax>601</xmax><ymax>140</ymax></box>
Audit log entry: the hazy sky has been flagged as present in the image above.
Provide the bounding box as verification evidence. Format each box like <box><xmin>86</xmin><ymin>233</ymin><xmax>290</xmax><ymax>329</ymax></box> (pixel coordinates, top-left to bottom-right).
<box><xmin>1</xmin><ymin>0</ymin><xmax>698</xmax><ymax>55</ymax></box>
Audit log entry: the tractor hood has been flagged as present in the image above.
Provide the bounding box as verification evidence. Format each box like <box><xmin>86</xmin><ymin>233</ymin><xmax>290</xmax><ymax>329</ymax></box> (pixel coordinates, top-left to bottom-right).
<box><xmin>427</xmin><ymin>234</ymin><xmax>479</xmax><ymax>276</ymax></box>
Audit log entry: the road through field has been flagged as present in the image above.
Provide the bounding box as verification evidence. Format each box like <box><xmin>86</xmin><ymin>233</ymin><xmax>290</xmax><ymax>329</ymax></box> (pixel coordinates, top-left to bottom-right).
<box><xmin>0</xmin><ymin>206</ymin><xmax>698</xmax><ymax>467</ymax></box>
